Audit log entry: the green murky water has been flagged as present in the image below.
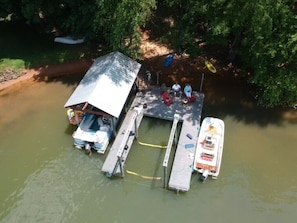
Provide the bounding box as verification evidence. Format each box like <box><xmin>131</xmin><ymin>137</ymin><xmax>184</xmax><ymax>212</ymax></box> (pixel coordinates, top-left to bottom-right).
<box><xmin>0</xmin><ymin>77</ymin><xmax>296</xmax><ymax>223</ymax></box>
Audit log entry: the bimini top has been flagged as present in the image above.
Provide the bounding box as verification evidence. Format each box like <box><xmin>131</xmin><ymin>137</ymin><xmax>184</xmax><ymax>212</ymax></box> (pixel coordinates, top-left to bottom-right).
<box><xmin>64</xmin><ymin>51</ymin><xmax>141</xmax><ymax>118</ymax></box>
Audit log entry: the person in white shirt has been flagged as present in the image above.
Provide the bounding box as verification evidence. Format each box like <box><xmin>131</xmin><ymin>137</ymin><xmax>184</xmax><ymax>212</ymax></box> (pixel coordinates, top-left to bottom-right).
<box><xmin>172</xmin><ymin>82</ymin><xmax>182</xmax><ymax>97</ymax></box>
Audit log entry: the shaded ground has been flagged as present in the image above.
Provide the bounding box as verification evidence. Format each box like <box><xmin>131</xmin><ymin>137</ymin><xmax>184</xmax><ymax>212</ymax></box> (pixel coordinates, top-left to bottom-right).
<box><xmin>0</xmin><ymin>32</ymin><xmax>296</xmax><ymax>124</ymax></box>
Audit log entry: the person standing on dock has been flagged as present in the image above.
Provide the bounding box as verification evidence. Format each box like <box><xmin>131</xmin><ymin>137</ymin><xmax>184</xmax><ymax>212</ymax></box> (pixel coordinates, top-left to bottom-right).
<box><xmin>183</xmin><ymin>84</ymin><xmax>196</xmax><ymax>103</ymax></box>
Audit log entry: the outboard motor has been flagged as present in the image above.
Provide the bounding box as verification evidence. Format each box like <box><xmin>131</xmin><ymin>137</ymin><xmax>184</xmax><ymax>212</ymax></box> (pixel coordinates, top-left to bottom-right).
<box><xmin>85</xmin><ymin>143</ymin><xmax>92</xmax><ymax>156</ymax></box>
<box><xmin>200</xmin><ymin>170</ymin><xmax>209</xmax><ymax>183</ymax></box>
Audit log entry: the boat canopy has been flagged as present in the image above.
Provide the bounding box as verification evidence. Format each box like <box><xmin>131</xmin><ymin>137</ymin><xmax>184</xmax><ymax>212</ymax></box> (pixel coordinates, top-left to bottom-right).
<box><xmin>64</xmin><ymin>51</ymin><xmax>141</xmax><ymax>118</ymax></box>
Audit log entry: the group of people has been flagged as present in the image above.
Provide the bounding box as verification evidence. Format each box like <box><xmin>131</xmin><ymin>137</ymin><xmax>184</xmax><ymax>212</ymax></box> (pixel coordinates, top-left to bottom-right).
<box><xmin>161</xmin><ymin>82</ymin><xmax>196</xmax><ymax>106</ymax></box>
<box><xmin>171</xmin><ymin>83</ymin><xmax>192</xmax><ymax>98</ymax></box>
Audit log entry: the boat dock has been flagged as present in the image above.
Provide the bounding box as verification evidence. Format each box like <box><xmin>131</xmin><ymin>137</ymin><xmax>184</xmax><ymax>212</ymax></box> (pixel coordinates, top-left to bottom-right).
<box><xmin>168</xmin><ymin>112</ymin><xmax>201</xmax><ymax>192</ymax></box>
<box><xmin>101</xmin><ymin>107</ymin><xmax>144</xmax><ymax>177</ymax></box>
<box><xmin>101</xmin><ymin>86</ymin><xmax>204</xmax><ymax>192</ymax></box>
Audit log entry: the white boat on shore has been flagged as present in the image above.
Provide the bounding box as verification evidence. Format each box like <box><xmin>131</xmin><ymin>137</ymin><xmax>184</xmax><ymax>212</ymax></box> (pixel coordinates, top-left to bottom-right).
<box><xmin>193</xmin><ymin>117</ymin><xmax>225</xmax><ymax>182</ymax></box>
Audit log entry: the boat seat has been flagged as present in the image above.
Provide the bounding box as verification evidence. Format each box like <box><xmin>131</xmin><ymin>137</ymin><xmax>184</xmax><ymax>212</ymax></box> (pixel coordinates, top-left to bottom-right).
<box><xmin>201</xmin><ymin>153</ymin><xmax>214</xmax><ymax>161</ymax></box>
<box><xmin>204</xmin><ymin>142</ymin><xmax>215</xmax><ymax>149</ymax></box>
<box><xmin>203</xmin><ymin>135</ymin><xmax>216</xmax><ymax>148</ymax></box>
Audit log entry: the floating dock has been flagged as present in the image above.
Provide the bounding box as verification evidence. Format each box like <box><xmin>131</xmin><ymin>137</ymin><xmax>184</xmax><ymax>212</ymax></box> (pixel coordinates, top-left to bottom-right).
<box><xmin>101</xmin><ymin>86</ymin><xmax>204</xmax><ymax>192</ymax></box>
<box><xmin>101</xmin><ymin>107</ymin><xmax>143</xmax><ymax>177</ymax></box>
<box><xmin>168</xmin><ymin>113</ymin><xmax>201</xmax><ymax>192</ymax></box>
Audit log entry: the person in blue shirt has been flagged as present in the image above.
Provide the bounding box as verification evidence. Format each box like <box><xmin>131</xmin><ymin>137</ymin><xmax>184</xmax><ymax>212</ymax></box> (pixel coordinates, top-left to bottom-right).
<box><xmin>184</xmin><ymin>84</ymin><xmax>192</xmax><ymax>98</ymax></box>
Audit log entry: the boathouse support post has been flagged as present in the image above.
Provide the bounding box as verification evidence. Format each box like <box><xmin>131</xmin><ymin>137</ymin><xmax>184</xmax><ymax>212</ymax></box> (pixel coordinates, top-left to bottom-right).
<box><xmin>163</xmin><ymin>166</ymin><xmax>167</xmax><ymax>188</ymax></box>
<box><xmin>134</xmin><ymin>115</ymin><xmax>138</xmax><ymax>138</ymax></box>
<box><xmin>75</xmin><ymin>112</ymin><xmax>80</xmax><ymax>125</ymax></box>
<box><xmin>112</xmin><ymin>118</ymin><xmax>117</xmax><ymax>137</ymax></box>
<box><xmin>133</xmin><ymin>106</ymin><xmax>143</xmax><ymax>138</ymax></box>
<box><xmin>117</xmin><ymin>156</ymin><xmax>124</xmax><ymax>178</ymax></box>
<box><xmin>199</xmin><ymin>73</ymin><xmax>205</xmax><ymax>92</ymax></box>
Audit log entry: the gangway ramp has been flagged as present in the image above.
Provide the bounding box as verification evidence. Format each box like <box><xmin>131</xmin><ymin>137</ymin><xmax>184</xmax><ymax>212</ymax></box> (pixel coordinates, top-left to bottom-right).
<box><xmin>101</xmin><ymin>107</ymin><xmax>143</xmax><ymax>177</ymax></box>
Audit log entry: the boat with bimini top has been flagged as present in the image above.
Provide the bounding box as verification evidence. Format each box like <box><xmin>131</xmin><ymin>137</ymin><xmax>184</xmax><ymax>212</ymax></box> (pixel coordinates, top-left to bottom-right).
<box><xmin>64</xmin><ymin>51</ymin><xmax>141</xmax><ymax>154</ymax></box>
<box><xmin>193</xmin><ymin>117</ymin><xmax>225</xmax><ymax>182</ymax></box>
<box><xmin>72</xmin><ymin>113</ymin><xmax>117</xmax><ymax>154</ymax></box>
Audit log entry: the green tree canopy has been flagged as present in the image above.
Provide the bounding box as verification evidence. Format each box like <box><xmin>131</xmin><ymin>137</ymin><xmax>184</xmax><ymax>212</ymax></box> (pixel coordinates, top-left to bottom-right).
<box><xmin>1</xmin><ymin>0</ymin><xmax>296</xmax><ymax>107</ymax></box>
<box><xmin>163</xmin><ymin>0</ymin><xmax>297</xmax><ymax>107</ymax></box>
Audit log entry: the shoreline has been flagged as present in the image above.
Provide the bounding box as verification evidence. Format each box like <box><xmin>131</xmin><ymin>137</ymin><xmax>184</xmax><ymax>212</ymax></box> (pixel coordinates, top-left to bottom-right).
<box><xmin>0</xmin><ymin>59</ymin><xmax>92</xmax><ymax>91</ymax></box>
<box><xmin>1</xmin><ymin>58</ymin><xmax>296</xmax><ymax>123</ymax></box>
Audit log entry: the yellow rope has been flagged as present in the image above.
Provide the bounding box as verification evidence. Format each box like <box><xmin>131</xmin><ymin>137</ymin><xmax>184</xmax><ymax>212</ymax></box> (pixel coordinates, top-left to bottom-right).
<box><xmin>137</xmin><ymin>140</ymin><xmax>167</xmax><ymax>149</ymax></box>
<box><xmin>126</xmin><ymin>170</ymin><xmax>162</xmax><ymax>180</ymax></box>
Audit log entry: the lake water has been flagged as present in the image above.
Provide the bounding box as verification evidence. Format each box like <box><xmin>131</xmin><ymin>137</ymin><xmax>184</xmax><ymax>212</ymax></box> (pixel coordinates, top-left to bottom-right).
<box><xmin>0</xmin><ymin>76</ymin><xmax>297</xmax><ymax>223</ymax></box>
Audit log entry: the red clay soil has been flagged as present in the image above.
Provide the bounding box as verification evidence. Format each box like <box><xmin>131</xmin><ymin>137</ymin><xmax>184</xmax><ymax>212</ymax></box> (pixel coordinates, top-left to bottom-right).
<box><xmin>0</xmin><ymin>30</ymin><xmax>245</xmax><ymax>93</ymax></box>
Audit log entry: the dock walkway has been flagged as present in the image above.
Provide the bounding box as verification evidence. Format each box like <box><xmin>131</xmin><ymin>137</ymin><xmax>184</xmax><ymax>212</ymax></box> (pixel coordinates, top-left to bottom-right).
<box><xmin>101</xmin><ymin>107</ymin><xmax>143</xmax><ymax>177</ymax></box>
<box><xmin>168</xmin><ymin>114</ymin><xmax>200</xmax><ymax>192</ymax></box>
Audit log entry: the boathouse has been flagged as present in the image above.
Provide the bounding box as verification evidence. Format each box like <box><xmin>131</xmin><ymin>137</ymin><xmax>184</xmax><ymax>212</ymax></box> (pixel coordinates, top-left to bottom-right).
<box><xmin>64</xmin><ymin>51</ymin><xmax>141</xmax><ymax>152</ymax></box>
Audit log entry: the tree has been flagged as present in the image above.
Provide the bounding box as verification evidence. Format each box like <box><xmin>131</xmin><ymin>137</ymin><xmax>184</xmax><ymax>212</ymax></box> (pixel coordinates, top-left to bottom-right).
<box><xmin>238</xmin><ymin>0</ymin><xmax>297</xmax><ymax>107</ymax></box>
<box><xmin>0</xmin><ymin>0</ymin><xmax>22</xmax><ymax>19</ymax></box>
<box><xmin>93</xmin><ymin>0</ymin><xmax>156</xmax><ymax>59</ymax></box>
<box><xmin>2</xmin><ymin>0</ymin><xmax>296</xmax><ymax>107</ymax></box>
<box><xmin>20</xmin><ymin>0</ymin><xmax>96</xmax><ymax>37</ymax></box>
<box><xmin>17</xmin><ymin>0</ymin><xmax>156</xmax><ymax>59</ymax></box>
<box><xmin>164</xmin><ymin>0</ymin><xmax>297</xmax><ymax>107</ymax></box>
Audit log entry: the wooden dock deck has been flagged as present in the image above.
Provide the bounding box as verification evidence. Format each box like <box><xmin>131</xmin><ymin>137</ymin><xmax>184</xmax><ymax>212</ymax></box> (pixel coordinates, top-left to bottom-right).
<box><xmin>131</xmin><ymin>87</ymin><xmax>203</xmax><ymax>122</ymax></box>
<box><xmin>102</xmin><ymin>86</ymin><xmax>204</xmax><ymax>191</ymax></box>
<box><xmin>168</xmin><ymin>114</ymin><xmax>201</xmax><ymax>192</ymax></box>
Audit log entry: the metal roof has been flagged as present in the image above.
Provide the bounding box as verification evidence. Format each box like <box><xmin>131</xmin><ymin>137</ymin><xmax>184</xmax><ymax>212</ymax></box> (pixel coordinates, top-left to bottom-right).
<box><xmin>64</xmin><ymin>52</ymin><xmax>141</xmax><ymax>118</ymax></box>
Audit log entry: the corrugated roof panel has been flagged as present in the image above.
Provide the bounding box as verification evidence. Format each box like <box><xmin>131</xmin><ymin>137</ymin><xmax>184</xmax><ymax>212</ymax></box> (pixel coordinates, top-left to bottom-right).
<box><xmin>64</xmin><ymin>52</ymin><xmax>141</xmax><ymax>118</ymax></box>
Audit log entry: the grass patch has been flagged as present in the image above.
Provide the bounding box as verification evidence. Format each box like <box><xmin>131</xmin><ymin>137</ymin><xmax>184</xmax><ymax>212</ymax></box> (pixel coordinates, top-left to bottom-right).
<box><xmin>0</xmin><ymin>20</ymin><xmax>92</xmax><ymax>75</ymax></box>
<box><xmin>0</xmin><ymin>58</ymin><xmax>25</xmax><ymax>74</ymax></box>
